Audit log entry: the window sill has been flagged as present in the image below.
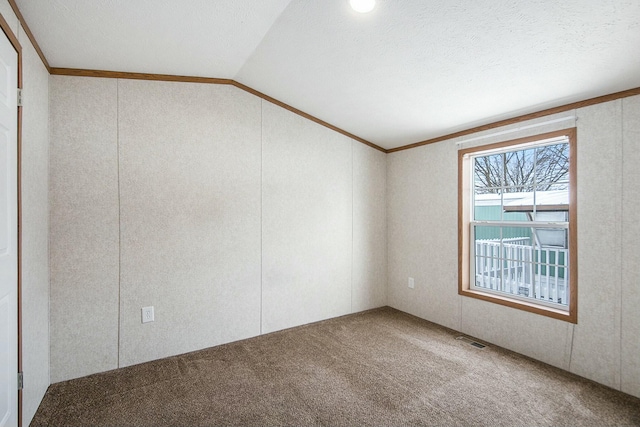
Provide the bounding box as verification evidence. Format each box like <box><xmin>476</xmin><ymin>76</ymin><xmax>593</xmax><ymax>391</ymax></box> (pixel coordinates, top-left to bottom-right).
<box><xmin>459</xmin><ymin>287</ymin><xmax>577</xmax><ymax>323</ymax></box>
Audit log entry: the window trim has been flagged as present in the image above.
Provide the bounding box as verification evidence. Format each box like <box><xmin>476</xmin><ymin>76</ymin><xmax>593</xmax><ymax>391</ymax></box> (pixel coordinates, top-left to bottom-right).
<box><xmin>458</xmin><ymin>128</ymin><xmax>578</xmax><ymax>323</ymax></box>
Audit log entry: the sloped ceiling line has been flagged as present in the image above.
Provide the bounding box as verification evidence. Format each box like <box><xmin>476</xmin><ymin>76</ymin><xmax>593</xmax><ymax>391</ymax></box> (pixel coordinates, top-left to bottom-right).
<box><xmin>7</xmin><ymin>1</ymin><xmax>640</xmax><ymax>154</ymax></box>
<box><xmin>8</xmin><ymin>0</ymin><xmax>386</xmax><ymax>151</ymax></box>
<box><xmin>47</xmin><ymin>67</ymin><xmax>386</xmax><ymax>152</ymax></box>
<box><xmin>40</xmin><ymin>67</ymin><xmax>640</xmax><ymax>154</ymax></box>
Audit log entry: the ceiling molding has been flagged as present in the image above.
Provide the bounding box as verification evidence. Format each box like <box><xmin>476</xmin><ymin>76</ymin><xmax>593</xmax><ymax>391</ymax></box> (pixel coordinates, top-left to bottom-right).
<box><xmin>33</xmin><ymin>72</ymin><xmax>640</xmax><ymax>156</ymax></box>
<box><xmin>49</xmin><ymin>67</ymin><xmax>388</xmax><ymax>153</ymax></box>
<box><xmin>388</xmin><ymin>87</ymin><xmax>640</xmax><ymax>153</ymax></box>
<box><xmin>49</xmin><ymin>68</ymin><xmax>234</xmax><ymax>85</ymax></box>
<box><xmin>11</xmin><ymin>0</ymin><xmax>386</xmax><ymax>153</ymax></box>
<box><xmin>231</xmin><ymin>81</ymin><xmax>384</xmax><ymax>152</ymax></box>
<box><xmin>9</xmin><ymin>3</ymin><xmax>640</xmax><ymax>155</ymax></box>
<box><xmin>8</xmin><ymin>0</ymin><xmax>49</xmax><ymax>72</ymax></box>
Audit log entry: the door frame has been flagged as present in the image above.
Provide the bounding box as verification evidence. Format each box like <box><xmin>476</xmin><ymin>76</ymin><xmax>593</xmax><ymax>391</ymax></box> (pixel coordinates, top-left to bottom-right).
<box><xmin>0</xmin><ymin>12</ymin><xmax>22</xmax><ymax>427</ymax></box>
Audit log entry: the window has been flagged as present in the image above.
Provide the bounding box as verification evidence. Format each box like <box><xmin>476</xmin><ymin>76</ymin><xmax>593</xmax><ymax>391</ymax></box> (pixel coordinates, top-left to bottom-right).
<box><xmin>458</xmin><ymin>128</ymin><xmax>577</xmax><ymax>323</ymax></box>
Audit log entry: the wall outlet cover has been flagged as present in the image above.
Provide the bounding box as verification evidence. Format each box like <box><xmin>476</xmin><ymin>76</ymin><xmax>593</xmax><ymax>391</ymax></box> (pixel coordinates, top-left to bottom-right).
<box><xmin>142</xmin><ymin>306</ymin><xmax>155</xmax><ymax>323</ymax></box>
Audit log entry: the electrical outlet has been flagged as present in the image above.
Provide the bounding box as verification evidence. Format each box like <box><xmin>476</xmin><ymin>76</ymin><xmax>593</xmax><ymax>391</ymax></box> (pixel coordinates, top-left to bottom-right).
<box><xmin>142</xmin><ymin>306</ymin><xmax>154</xmax><ymax>323</ymax></box>
<box><xmin>408</xmin><ymin>277</ymin><xmax>415</xmax><ymax>289</ymax></box>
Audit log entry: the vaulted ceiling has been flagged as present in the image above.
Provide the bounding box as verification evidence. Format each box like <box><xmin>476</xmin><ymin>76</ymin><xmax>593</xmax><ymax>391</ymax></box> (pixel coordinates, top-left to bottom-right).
<box><xmin>15</xmin><ymin>0</ymin><xmax>640</xmax><ymax>150</ymax></box>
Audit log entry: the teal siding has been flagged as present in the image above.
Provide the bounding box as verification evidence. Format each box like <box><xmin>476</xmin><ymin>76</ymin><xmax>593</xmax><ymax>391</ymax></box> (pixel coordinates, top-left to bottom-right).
<box><xmin>474</xmin><ymin>206</ymin><xmax>531</xmax><ymax>240</ymax></box>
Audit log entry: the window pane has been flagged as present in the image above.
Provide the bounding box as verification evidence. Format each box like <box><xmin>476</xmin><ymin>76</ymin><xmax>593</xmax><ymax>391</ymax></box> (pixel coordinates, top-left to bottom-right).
<box><xmin>530</xmin><ymin>184</ymin><xmax>569</xmax><ymax>222</ymax></box>
<box><xmin>504</xmin><ymin>148</ymin><xmax>536</xmax><ymax>192</ymax></box>
<box><xmin>474</xmin><ymin>153</ymin><xmax>503</xmax><ymax>193</ymax></box>
<box><xmin>473</xmin><ymin>225</ymin><xmax>503</xmax><ymax>291</ymax></box>
<box><xmin>474</xmin><ymin>188</ymin><xmax>539</xmax><ymax>222</ymax></box>
<box><xmin>535</xmin><ymin>142</ymin><xmax>569</xmax><ymax>188</ymax></box>
<box><xmin>473</xmin><ymin>225</ymin><xmax>568</xmax><ymax>307</ymax></box>
<box><xmin>500</xmin><ymin>225</ymin><xmax>533</xmax><ymax>243</ymax></box>
<box><xmin>502</xmin><ymin>187</ymin><xmax>533</xmax><ymax>222</ymax></box>
<box><xmin>473</xmin><ymin>224</ymin><xmax>502</xmax><ymax>241</ymax></box>
<box><xmin>474</xmin><ymin>191</ymin><xmax>506</xmax><ymax>221</ymax></box>
<box><xmin>531</xmin><ymin>251</ymin><xmax>569</xmax><ymax>305</ymax></box>
<box><xmin>533</xmin><ymin>224</ymin><xmax>568</xmax><ymax>250</ymax></box>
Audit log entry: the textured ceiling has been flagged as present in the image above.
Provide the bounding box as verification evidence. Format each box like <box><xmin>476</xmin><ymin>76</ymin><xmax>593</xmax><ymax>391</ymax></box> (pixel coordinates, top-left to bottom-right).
<box><xmin>15</xmin><ymin>0</ymin><xmax>293</xmax><ymax>77</ymax></box>
<box><xmin>15</xmin><ymin>0</ymin><xmax>640</xmax><ymax>150</ymax></box>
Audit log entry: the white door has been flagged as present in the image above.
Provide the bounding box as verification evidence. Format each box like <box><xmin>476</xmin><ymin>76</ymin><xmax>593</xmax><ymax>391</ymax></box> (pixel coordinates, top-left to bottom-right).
<box><xmin>0</xmin><ymin>28</ymin><xmax>18</xmax><ymax>427</ymax></box>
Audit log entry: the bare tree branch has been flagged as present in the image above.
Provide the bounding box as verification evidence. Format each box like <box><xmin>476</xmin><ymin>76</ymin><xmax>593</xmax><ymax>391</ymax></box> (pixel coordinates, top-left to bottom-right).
<box><xmin>474</xmin><ymin>143</ymin><xmax>569</xmax><ymax>193</ymax></box>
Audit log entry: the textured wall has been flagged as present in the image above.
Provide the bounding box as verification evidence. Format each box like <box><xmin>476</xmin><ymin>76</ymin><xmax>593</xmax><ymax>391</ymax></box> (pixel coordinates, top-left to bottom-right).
<box><xmin>49</xmin><ymin>77</ymin><xmax>387</xmax><ymax>382</ymax></box>
<box><xmin>386</xmin><ymin>98</ymin><xmax>640</xmax><ymax>399</ymax></box>
<box><xmin>117</xmin><ymin>80</ymin><xmax>262</xmax><ymax>367</ymax></box>
<box><xmin>261</xmin><ymin>102</ymin><xmax>353</xmax><ymax>333</ymax></box>
<box><xmin>620</xmin><ymin>96</ymin><xmax>640</xmax><ymax>398</ymax></box>
<box><xmin>352</xmin><ymin>141</ymin><xmax>387</xmax><ymax>312</ymax></box>
<box><xmin>387</xmin><ymin>139</ymin><xmax>460</xmax><ymax>331</ymax></box>
<box><xmin>18</xmin><ymin>19</ymin><xmax>50</xmax><ymax>425</ymax></box>
<box><xmin>570</xmin><ymin>101</ymin><xmax>622</xmax><ymax>388</ymax></box>
<box><xmin>49</xmin><ymin>76</ymin><xmax>120</xmax><ymax>382</ymax></box>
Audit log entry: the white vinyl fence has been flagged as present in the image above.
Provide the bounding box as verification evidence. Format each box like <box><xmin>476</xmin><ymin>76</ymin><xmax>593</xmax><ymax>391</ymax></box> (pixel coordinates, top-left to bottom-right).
<box><xmin>475</xmin><ymin>238</ymin><xmax>568</xmax><ymax>305</ymax></box>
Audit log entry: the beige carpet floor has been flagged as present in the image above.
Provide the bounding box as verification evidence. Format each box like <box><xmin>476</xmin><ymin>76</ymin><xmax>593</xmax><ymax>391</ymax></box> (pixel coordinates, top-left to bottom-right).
<box><xmin>31</xmin><ymin>307</ymin><xmax>640</xmax><ymax>426</ymax></box>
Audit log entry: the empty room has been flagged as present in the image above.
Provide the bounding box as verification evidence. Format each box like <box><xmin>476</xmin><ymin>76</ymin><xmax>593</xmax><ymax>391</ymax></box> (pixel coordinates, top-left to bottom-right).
<box><xmin>1</xmin><ymin>0</ymin><xmax>639</xmax><ymax>426</ymax></box>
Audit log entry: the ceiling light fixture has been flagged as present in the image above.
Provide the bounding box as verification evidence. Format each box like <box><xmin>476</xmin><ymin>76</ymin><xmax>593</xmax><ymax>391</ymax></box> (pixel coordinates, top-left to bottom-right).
<box><xmin>349</xmin><ymin>0</ymin><xmax>375</xmax><ymax>13</ymax></box>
